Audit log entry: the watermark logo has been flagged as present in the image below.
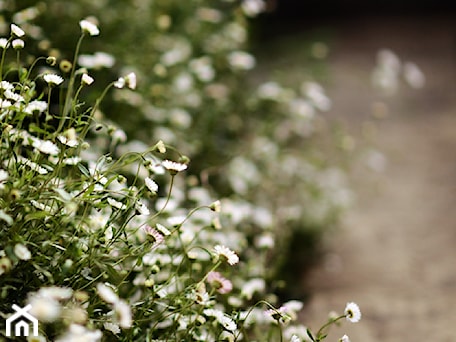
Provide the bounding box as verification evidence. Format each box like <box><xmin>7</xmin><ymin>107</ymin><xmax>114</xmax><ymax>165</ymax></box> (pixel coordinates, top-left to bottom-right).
<box><xmin>5</xmin><ymin>304</ymin><xmax>38</xmax><ymax>337</ymax></box>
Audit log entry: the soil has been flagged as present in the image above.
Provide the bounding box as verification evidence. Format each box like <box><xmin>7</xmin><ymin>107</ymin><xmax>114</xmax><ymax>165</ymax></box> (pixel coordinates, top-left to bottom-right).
<box><xmin>298</xmin><ymin>14</ymin><xmax>456</xmax><ymax>341</ymax></box>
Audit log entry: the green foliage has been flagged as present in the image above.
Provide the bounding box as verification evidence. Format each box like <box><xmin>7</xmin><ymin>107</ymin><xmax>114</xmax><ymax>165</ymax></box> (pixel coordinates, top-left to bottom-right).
<box><xmin>0</xmin><ymin>2</ymin><xmax>360</xmax><ymax>341</ymax></box>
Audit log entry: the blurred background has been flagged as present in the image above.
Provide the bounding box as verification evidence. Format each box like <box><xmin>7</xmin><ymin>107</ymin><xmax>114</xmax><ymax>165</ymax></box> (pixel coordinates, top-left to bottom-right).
<box><xmin>253</xmin><ymin>1</ymin><xmax>456</xmax><ymax>341</ymax></box>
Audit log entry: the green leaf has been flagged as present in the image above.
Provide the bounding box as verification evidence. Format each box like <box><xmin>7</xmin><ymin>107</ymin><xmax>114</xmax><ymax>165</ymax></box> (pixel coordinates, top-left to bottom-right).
<box><xmin>307</xmin><ymin>328</ymin><xmax>316</xmax><ymax>342</ymax></box>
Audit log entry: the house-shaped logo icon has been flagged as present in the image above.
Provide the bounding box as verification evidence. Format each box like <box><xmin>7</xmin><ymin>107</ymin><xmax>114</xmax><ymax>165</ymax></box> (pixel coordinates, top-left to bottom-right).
<box><xmin>5</xmin><ymin>304</ymin><xmax>38</xmax><ymax>337</ymax></box>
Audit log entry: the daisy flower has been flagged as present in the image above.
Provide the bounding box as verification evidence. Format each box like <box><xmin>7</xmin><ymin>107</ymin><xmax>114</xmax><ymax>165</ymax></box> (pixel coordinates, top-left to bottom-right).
<box><xmin>206</xmin><ymin>271</ymin><xmax>233</xmax><ymax>294</ymax></box>
<box><xmin>213</xmin><ymin>245</ymin><xmax>239</xmax><ymax>265</ymax></box>
<box><xmin>43</xmin><ymin>74</ymin><xmax>64</xmax><ymax>87</ymax></box>
<box><xmin>79</xmin><ymin>19</ymin><xmax>100</xmax><ymax>36</ymax></box>
<box><xmin>12</xmin><ymin>39</ymin><xmax>24</xmax><ymax>49</ymax></box>
<box><xmin>81</xmin><ymin>73</ymin><xmax>94</xmax><ymax>86</ymax></box>
<box><xmin>0</xmin><ymin>38</ymin><xmax>9</xmax><ymax>49</ymax></box>
<box><xmin>114</xmin><ymin>72</ymin><xmax>136</xmax><ymax>90</ymax></box>
<box><xmin>96</xmin><ymin>283</ymin><xmax>118</xmax><ymax>304</ymax></box>
<box><xmin>11</xmin><ymin>24</ymin><xmax>25</xmax><ymax>37</ymax></box>
<box><xmin>14</xmin><ymin>243</ymin><xmax>31</xmax><ymax>260</ymax></box>
<box><xmin>24</xmin><ymin>100</ymin><xmax>48</xmax><ymax>115</ymax></box>
<box><xmin>142</xmin><ymin>225</ymin><xmax>164</xmax><ymax>246</ymax></box>
<box><xmin>124</xmin><ymin>72</ymin><xmax>136</xmax><ymax>89</ymax></box>
<box><xmin>339</xmin><ymin>335</ymin><xmax>351</xmax><ymax>342</ymax></box>
<box><xmin>107</xmin><ymin>197</ymin><xmax>127</xmax><ymax>210</ymax></box>
<box><xmin>155</xmin><ymin>223</ymin><xmax>171</xmax><ymax>236</ymax></box>
<box><xmin>344</xmin><ymin>302</ymin><xmax>361</xmax><ymax>323</ymax></box>
<box><xmin>290</xmin><ymin>335</ymin><xmax>301</xmax><ymax>342</ymax></box>
<box><xmin>209</xmin><ymin>200</ymin><xmax>221</xmax><ymax>212</ymax></box>
<box><xmin>145</xmin><ymin>177</ymin><xmax>158</xmax><ymax>194</ymax></box>
<box><xmin>162</xmin><ymin>159</ymin><xmax>188</xmax><ymax>175</ymax></box>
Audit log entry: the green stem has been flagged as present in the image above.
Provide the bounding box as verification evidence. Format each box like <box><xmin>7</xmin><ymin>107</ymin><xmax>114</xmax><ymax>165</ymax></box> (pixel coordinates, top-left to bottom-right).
<box><xmin>315</xmin><ymin>315</ymin><xmax>346</xmax><ymax>340</ymax></box>
<box><xmin>63</xmin><ymin>33</ymin><xmax>85</xmax><ymax>118</ymax></box>
<box><xmin>78</xmin><ymin>82</ymin><xmax>114</xmax><ymax>143</ymax></box>
<box><xmin>0</xmin><ymin>37</ymin><xmax>13</xmax><ymax>81</ymax></box>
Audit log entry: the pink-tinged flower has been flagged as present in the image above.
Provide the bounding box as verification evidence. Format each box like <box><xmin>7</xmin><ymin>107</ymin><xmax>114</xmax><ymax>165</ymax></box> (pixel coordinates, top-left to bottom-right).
<box><xmin>206</xmin><ymin>271</ymin><xmax>233</xmax><ymax>294</ymax></box>
<box><xmin>142</xmin><ymin>225</ymin><xmax>164</xmax><ymax>246</ymax></box>
<box><xmin>344</xmin><ymin>302</ymin><xmax>361</xmax><ymax>323</ymax></box>
<box><xmin>213</xmin><ymin>245</ymin><xmax>239</xmax><ymax>266</ymax></box>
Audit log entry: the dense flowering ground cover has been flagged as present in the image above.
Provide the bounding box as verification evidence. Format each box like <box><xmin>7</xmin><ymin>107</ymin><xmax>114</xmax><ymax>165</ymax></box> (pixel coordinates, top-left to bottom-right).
<box><xmin>0</xmin><ymin>1</ymin><xmax>361</xmax><ymax>341</ymax></box>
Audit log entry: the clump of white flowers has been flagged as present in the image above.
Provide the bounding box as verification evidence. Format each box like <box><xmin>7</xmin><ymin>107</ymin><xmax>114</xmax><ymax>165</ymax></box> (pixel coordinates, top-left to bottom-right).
<box><xmin>0</xmin><ymin>3</ymin><xmax>364</xmax><ymax>341</ymax></box>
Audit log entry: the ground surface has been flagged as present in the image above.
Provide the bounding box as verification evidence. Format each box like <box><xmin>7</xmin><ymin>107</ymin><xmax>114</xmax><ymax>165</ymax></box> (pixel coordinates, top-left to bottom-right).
<box><xmin>293</xmin><ymin>15</ymin><xmax>456</xmax><ymax>341</ymax></box>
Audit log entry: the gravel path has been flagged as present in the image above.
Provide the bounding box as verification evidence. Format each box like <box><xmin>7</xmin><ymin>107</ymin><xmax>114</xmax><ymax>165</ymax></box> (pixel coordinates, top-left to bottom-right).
<box><xmin>299</xmin><ymin>15</ymin><xmax>456</xmax><ymax>341</ymax></box>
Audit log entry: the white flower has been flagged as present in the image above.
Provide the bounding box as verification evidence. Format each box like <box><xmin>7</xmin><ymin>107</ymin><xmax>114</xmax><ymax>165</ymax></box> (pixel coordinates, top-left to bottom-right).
<box><xmin>5</xmin><ymin>90</ymin><xmax>24</xmax><ymax>103</ymax></box>
<box><xmin>62</xmin><ymin>156</ymin><xmax>82</xmax><ymax>165</ymax></box>
<box><xmin>18</xmin><ymin>156</ymin><xmax>50</xmax><ymax>174</ymax></box>
<box><xmin>81</xmin><ymin>73</ymin><xmax>94</xmax><ymax>85</ymax></box>
<box><xmin>142</xmin><ymin>225</ymin><xmax>164</xmax><ymax>246</ymax></box>
<box><xmin>135</xmin><ymin>200</ymin><xmax>150</xmax><ymax>216</ymax></box>
<box><xmin>162</xmin><ymin>160</ymin><xmax>188</xmax><ymax>174</ymax></box>
<box><xmin>155</xmin><ymin>223</ymin><xmax>171</xmax><ymax>236</ymax></box>
<box><xmin>113</xmin><ymin>77</ymin><xmax>125</xmax><ymax>89</ymax></box>
<box><xmin>107</xmin><ymin>197</ymin><xmax>127</xmax><ymax>210</ymax></box>
<box><xmin>56</xmin><ymin>324</ymin><xmax>102</xmax><ymax>342</ymax></box>
<box><xmin>155</xmin><ymin>140</ymin><xmax>166</xmax><ymax>153</ymax></box>
<box><xmin>11</xmin><ymin>24</ymin><xmax>25</xmax><ymax>37</ymax></box>
<box><xmin>43</xmin><ymin>74</ymin><xmax>64</xmax><ymax>86</ymax></box>
<box><xmin>33</xmin><ymin>139</ymin><xmax>60</xmax><ymax>155</ymax></box>
<box><xmin>209</xmin><ymin>200</ymin><xmax>221</xmax><ymax>212</ymax></box>
<box><xmin>57</xmin><ymin>135</ymin><xmax>78</xmax><ymax>148</ymax></box>
<box><xmin>114</xmin><ymin>300</ymin><xmax>132</xmax><ymax>328</ymax></box>
<box><xmin>344</xmin><ymin>302</ymin><xmax>361</xmax><ymax>323</ymax></box>
<box><xmin>145</xmin><ymin>177</ymin><xmax>158</xmax><ymax>194</ymax></box>
<box><xmin>241</xmin><ymin>0</ymin><xmax>266</xmax><ymax>17</ymax></box>
<box><xmin>79</xmin><ymin>19</ymin><xmax>100</xmax><ymax>36</ymax></box>
<box><xmin>96</xmin><ymin>283</ymin><xmax>118</xmax><ymax>304</ymax></box>
<box><xmin>0</xmin><ymin>38</ymin><xmax>9</xmax><ymax>49</ymax></box>
<box><xmin>26</xmin><ymin>333</ymin><xmax>47</xmax><ymax>342</ymax></box>
<box><xmin>339</xmin><ymin>334</ymin><xmax>351</xmax><ymax>342</ymax></box>
<box><xmin>28</xmin><ymin>295</ymin><xmax>61</xmax><ymax>322</ymax></box>
<box><xmin>403</xmin><ymin>62</ymin><xmax>425</xmax><ymax>89</ymax></box>
<box><xmin>213</xmin><ymin>245</ymin><xmax>239</xmax><ymax>265</ymax></box>
<box><xmin>38</xmin><ymin>286</ymin><xmax>73</xmax><ymax>301</ymax></box>
<box><xmin>12</xmin><ymin>39</ymin><xmax>24</xmax><ymax>49</ymax></box>
<box><xmin>114</xmin><ymin>72</ymin><xmax>136</xmax><ymax>90</ymax></box>
<box><xmin>24</xmin><ymin>100</ymin><xmax>47</xmax><ymax>115</ymax></box>
<box><xmin>30</xmin><ymin>199</ymin><xmax>54</xmax><ymax>213</ymax></box>
<box><xmin>207</xmin><ymin>271</ymin><xmax>233</xmax><ymax>294</ymax></box>
<box><xmin>227</xmin><ymin>51</ymin><xmax>256</xmax><ymax>70</ymax></box>
<box><xmin>218</xmin><ymin>314</ymin><xmax>237</xmax><ymax>332</ymax></box>
<box><xmin>103</xmin><ymin>322</ymin><xmax>120</xmax><ymax>334</ymax></box>
<box><xmin>78</xmin><ymin>52</ymin><xmax>115</xmax><ymax>69</ymax></box>
<box><xmin>14</xmin><ymin>243</ymin><xmax>31</xmax><ymax>260</ymax></box>
<box><xmin>124</xmin><ymin>72</ymin><xmax>136</xmax><ymax>89</ymax></box>
<box><xmin>0</xmin><ymin>169</ymin><xmax>8</xmax><ymax>190</ymax></box>
<box><xmin>0</xmin><ymin>80</ymin><xmax>13</xmax><ymax>91</ymax></box>
<box><xmin>290</xmin><ymin>335</ymin><xmax>301</xmax><ymax>342</ymax></box>
<box><xmin>241</xmin><ymin>278</ymin><xmax>265</xmax><ymax>300</ymax></box>
<box><xmin>203</xmin><ymin>309</ymin><xmax>237</xmax><ymax>332</ymax></box>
